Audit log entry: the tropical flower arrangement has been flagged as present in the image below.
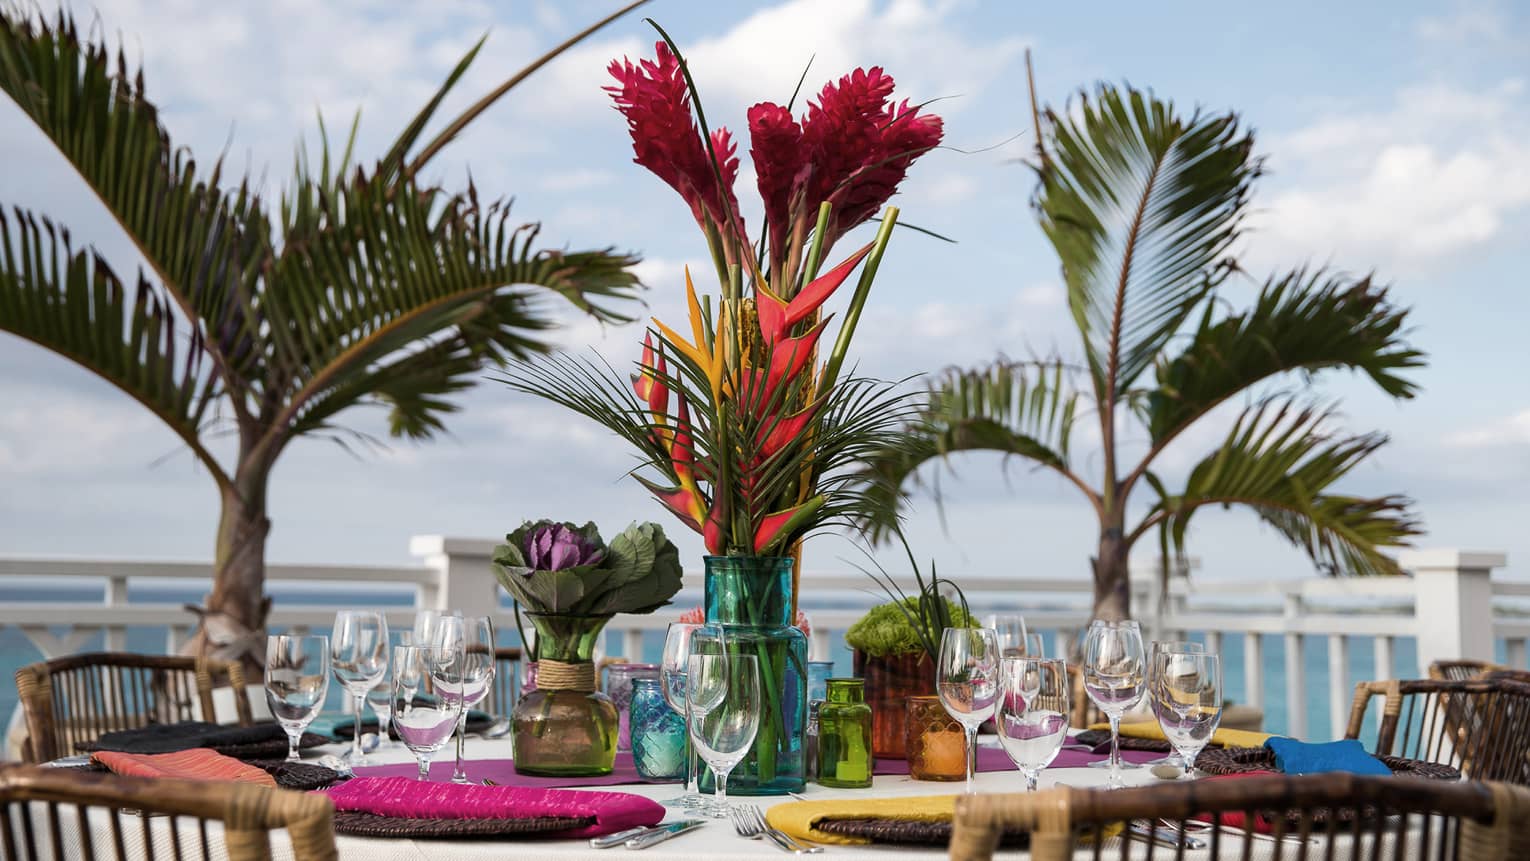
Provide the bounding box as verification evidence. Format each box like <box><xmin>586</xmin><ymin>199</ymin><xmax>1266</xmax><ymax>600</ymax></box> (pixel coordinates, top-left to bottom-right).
<box><xmin>507</xmin><ymin>34</ymin><xmax>943</xmax><ymax>591</ymax></box>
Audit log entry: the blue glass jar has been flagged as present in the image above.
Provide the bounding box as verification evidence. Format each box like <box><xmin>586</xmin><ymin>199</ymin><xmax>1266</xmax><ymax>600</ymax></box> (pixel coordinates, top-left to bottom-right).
<box><xmin>630</xmin><ymin>678</ymin><xmax>686</xmax><ymax>781</ymax></box>
<box><xmin>695</xmin><ymin>555</ymin><xmax>808</xmax><ymax>795</ymax></box>
<box><xmin>807</xmin><ymin>660</ymin><xmax>834</xmax><ymax>705</ymax></box>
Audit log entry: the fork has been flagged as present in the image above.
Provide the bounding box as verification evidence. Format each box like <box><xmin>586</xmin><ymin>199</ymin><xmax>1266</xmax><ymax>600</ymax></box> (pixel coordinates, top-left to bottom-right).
<box><xmin>730</xmin><ymin>806</ymin><xmax>802</xmax><ymax>853</ymax></box>
<box><xmin>743</xmin><ymin>805</ymin><xmax>823</xmax><ymax>854</ymax></box>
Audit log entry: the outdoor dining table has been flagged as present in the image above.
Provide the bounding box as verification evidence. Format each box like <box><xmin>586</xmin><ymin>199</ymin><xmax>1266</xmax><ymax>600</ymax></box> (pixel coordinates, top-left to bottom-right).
<box><xmin>310</xmin><ymin>733</ymin><xmax>1160</xmax><ymax>860</ymax></box>
<box><xmin>44</xmin><ymin>732</ymin><xmax>1420</xmax><ymax>861</ymax></box>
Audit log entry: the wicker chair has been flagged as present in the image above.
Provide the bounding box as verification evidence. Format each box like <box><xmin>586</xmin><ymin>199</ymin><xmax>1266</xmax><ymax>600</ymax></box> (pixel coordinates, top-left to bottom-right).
<box><xmin>950</xmin><ymin>773</ymin><xmax>1530</xmax><ymax>861</ymax></box>
<box><xmin>1346</xmin><ymin>677</ymin><xmax>1530</xmax><ymax>785</ymax></box>
<box><xmin>488</xmin><ymin>646</ymin><xmax>523</xmax><ymax>718</ymax></box>
<box><xmin>0</xmin><ymin>763</ymin><xmax>335</xmax><ymax>860</ymax></box>
<box><xmin>1431</xmin><ymin>659</ymin><xmax>1503</xmax><ymax>681</ymax></box>
<box><xmin>16</xmin><ymin>652</ymin><xmax>254</xmax><ymax>763</ymax></box>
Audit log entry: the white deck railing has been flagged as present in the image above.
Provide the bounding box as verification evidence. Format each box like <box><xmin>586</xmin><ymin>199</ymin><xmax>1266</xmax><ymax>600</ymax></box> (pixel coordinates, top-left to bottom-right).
<box><xmin>0</xmin><ymin>540</ymin><xmax>1515</xmax><ymax>740</ymax></box>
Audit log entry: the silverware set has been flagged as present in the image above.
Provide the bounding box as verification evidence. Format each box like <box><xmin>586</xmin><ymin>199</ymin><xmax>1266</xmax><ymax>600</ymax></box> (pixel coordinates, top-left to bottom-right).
<box><xmin>730</xmin><ymin>804</ymin><xmax>823</xmax><ymax>854</ymax></box>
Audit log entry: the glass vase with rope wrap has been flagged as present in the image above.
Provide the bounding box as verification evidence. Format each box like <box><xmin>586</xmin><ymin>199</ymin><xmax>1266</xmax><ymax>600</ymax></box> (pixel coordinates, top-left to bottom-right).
<box><xmin>509</xmin><ymin>613</ymin><xmax>619</xmax><ymax>776</ymax></box>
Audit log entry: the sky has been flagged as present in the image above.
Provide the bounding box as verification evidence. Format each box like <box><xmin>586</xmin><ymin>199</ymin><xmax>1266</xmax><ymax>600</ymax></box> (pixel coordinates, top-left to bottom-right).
<box><xmin>0</xmin><ymin>0</ymin><xmax>1526</xmax><ymax>587</ymax></box>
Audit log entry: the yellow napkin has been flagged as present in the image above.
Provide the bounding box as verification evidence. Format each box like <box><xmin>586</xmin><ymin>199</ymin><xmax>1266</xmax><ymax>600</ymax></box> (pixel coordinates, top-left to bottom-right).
<box><xmin>765</xmin><ymin>796</ymin><xmax>958</xmax><ymax>845</ymax></box>
<box><xmin>1088</xmin><ymin>720</ymin><xmax>1273</xmax><ymax>748</ymax></box>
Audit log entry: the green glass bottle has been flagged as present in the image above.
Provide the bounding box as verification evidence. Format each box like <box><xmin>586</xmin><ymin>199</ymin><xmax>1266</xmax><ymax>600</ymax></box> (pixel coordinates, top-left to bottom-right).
<box><xmin>817</xmin><ymin>678</ymin><xmax>873</xmax><ymax>788</ymax></box>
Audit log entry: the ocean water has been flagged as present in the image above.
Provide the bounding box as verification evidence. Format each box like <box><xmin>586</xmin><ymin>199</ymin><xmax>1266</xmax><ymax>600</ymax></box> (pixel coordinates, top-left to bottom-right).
<box><xmin>1</xmin><ymin>582</ymin><xmax>1486</xmax><ymax>748</ymax></box>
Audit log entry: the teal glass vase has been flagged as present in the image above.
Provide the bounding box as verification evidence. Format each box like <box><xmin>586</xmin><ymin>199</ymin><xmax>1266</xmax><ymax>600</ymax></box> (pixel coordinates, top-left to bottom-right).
<box><xmin>696</xmin><ymin>555</ymin><xmax>807</xmax><ymax>795</ymax></box>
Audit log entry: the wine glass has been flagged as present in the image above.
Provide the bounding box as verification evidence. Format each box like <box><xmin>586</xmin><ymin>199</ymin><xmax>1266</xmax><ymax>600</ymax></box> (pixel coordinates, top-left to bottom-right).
<box><xmin>661</xmin><ymin>622</ymin><xmax>710</xmax><ymax>807</ymax></box>
<box><xmin>365</xmin><ymin>683</ymin><xmax>394</xmax><ymax>748</ymax></box>
<box><xmin>331</xmin><ymin>610</ymin><xmax>389</xmax><ymax>766</ymax></box>
<box><xmin>687</xmin><ymin>653</ymin><xmax>758</xmax><ymax>817</ymax></box>
<box><xmin>1151</xmin><ymin>650</ymin><xmax>1222</xmax><ymax>777</ymax></box>
<box><xmin>392</xmin><ymin>644</ymin><xmax>464</xmax><ymax>781</ymax></box>
<box><xmin>1144</xmin><ymin>640</ymin><xmax>1206</xmax><ymax>767</ymax></box>
<box><xmin>1083</xmin><ymin>619</ymin><xmax>1146</xmax><ymax>787</ymax></box>
<box><xmin>264</xmin><ymin>634</ymin><xmax>330</xmax><ymax>762</ymax></box>
<box><xmin>435</xmin><ymin>615</ymin><xmax>496</xmax><ymax>784</ymax></box>
<box><xmin>984</xmin><ymin>614</ymin><xmax>1037</xmax><ymax>658</ymax></box>
<box><xmin>412</xmin><ymin>609</ymin><xmax>460</xmax><ymax>651</ymax></box>
<box><xmin>936</xmin><ymin>626</ymin><xmax>1001</xmax><ymax>795</ymax></box>
<box><xmin>995</xmin><ymin>657</ymin><xmax>1069</xmax><ymax>791</ymax></box>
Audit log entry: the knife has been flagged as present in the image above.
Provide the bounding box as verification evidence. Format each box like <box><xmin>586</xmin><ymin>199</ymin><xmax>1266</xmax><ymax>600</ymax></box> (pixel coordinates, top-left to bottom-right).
<box><xmin>626</xmin><ymin>819</ymin><xmax>707</xmax><ymax>849</ymax></box>
<box><xmin>590</xmin><ymin>826</ymin><xmax>663</xmax><ymax>849</ymax></box>
<box><xmin>1128</xmin><ymin>822</ymin><xmax>1206</xmax><ymax>850</ymax></box>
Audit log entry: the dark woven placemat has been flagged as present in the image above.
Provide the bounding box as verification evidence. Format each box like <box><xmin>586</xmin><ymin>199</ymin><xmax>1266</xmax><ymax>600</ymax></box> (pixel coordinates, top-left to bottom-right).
<box><xmin>814</xmin><ymin>818</ymin><xmax>1028</xmax><ymax>848</ymax></box>
<box><xmin>1196</xmin><ymin>746</ymin><xmax>1461</xmax><ymax>780</ymax></box>
<box><xmin>79</xmin><ymin>721</ymin><xmax>328</xmax><ymax>759</ymax></box>
<box><xmin>332</xmin><ymin>811</ymin><xmax>595</xmax><ymax>839</ymax></box>
<box><xmin>1074</xmin><ymin>729</ymin><xmax>1172</xmax><ymax>753</ymax></box>
<box><xmin>248</xmin><ymin>760</ymin><xmax>346</xmax><ymax>790</ymax></box>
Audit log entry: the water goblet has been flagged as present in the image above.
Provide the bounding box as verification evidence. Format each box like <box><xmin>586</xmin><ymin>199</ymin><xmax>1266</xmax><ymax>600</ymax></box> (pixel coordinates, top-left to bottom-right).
<box><xmin>365</xmin><ymin>683</ymin><xmax>394</xmax><ymax>748</ymax></box>
<box><xmin>1151</xmin><ymin>650</ymin><xmax>1222</xmax><ymax>777</ymax></box>
<box><xmin>331</xmin><ymin>610</ymin><xmax>389</xmax><ymax>766</ymax></box>
<box><xmin>995</xmin><ymin>657</ymin><xmax>1069</xmax><ymax>790</ymax></box>
<box><xmin>1143</xmin><ymin>640</ymin><xmax>1206</xmax><ymax>767</ymax></box>
<box><xmin>435</xmin><ymin>615</ymin><xmax>496</xmax><ymax>784</ymax></box>
<box><xmin>660</xmin><ymin>622</ymin><xmax>711</xmax><ymax>807</ymax></box>
<box><xmin>936</xmin><ymin>626</ymin><xmax>1001</xmax><ymax>795</ymax></box>
<box><xmin>1083</xmin><ymin>619</ymin><xmax>1146</xmax><ymax>786</ymax></box>
<box><xmin>392</xmin><ymin>644</ymin><xmax>465</xmax><ymax>781</ymax></box>
<box><xmin>984</xmin><ymin>614</ymin><xmax>1034</xmax><ymax>658</ymax></box>
<box><xmin>264</xmin><ymin>634</ymin><xmax>329</xmax><ymax>762</ymax></box>
<box><xmin>687</xmin><ymin>652</ymin><xmax>759</xmax><ymax>817</ymax></box>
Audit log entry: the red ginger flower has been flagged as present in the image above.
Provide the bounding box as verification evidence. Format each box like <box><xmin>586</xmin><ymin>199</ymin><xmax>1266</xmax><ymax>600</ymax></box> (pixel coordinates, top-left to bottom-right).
<box><xmin>607</xmin><ymin>42</ymin><xmax>743</xmax><ymax>243</ymax></box>
<box><xmin>751</xmin><ymin>67</ymin><xmax>943</xmax><ymax>263</ymax></box>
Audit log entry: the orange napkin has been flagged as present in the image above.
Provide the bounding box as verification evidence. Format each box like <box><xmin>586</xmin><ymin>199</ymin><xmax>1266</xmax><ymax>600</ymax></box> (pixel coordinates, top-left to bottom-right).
<box><xmin>91</xmin><ymin>747</ymin><xmax>277</xmax><ymax>787</ymax></box>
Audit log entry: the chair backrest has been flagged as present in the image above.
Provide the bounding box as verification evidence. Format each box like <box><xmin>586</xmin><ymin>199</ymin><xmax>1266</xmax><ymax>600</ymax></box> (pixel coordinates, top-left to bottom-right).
<box><xmin>1346</xmin><ymin>677</ymin><xmax>1530</xmax><ymax>784</ymax></box>
<box><xmin>15</xmin><ymin>652</ymin><xmax>254</xmax><ymax>763</ymax></box>
<box><xmin>489</xmin><ymin>647</ymin><xmax>523</xmax><ymax>718</ymax></box>
<box><xmin>0</xmin><ymin>763</ymin><xmax>335</xmax><ymax>860</ymax></box>
<box><xmin>950</xmin><ymin>773</ymin><xmax>1530</xmax><ymax>861</ymax></box>
<box><xmin>1429</xmin><ymin>659</ymin><xmax>1501</xmax><ymax>681</ymax></box>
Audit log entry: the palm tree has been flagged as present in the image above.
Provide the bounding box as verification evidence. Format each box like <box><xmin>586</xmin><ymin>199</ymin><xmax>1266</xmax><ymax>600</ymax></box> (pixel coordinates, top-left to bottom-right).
<box><xmin>0</xmin><ymin>7</ymin><xmax>645</xmax><ymax>667</ymax></box>
<box><xmin>863</xmin><ymin>77</ymin><xmax>1426</xmax><ymax>622</ymax></box>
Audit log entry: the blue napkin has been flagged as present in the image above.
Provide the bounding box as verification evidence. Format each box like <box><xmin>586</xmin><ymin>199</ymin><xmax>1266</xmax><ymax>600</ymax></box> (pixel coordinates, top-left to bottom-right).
<box><xmin>1264</xmin><ymin>737</ymin><xmax>1392</xmax><ymax>776</ymax></box>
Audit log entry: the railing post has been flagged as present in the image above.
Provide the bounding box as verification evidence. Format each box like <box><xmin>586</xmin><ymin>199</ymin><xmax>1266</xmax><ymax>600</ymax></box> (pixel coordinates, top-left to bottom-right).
<box><xmin>1283</xmin><ymin>594</ymin><xmax>1307</xmax><ymax>739</ymax></box>
<box><xmin>409</xmin><ymin>536</ymin><xmax>504</xmax><ymax>616</ymax></box>
<box><xmin>1401</xmin><ymin>549</ymin><xmax>1506</xmax><ymax>678</ymax></box>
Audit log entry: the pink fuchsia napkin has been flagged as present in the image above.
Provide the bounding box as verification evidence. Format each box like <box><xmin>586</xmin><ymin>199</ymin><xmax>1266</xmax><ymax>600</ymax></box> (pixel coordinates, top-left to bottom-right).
<box><xmin>322</xmin><ymin>777</ymin><xmax>664</xmax><ymax>838</ymax></box>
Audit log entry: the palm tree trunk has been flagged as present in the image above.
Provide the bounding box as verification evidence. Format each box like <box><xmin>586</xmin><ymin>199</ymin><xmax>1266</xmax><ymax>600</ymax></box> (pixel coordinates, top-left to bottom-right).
<box><xmin>1091</xmin><ymin>526</ymin><xmax>1131</xmax><ymax>622</ymax></box>
<box><xmin>182</xmin><ymin>470</ymin><xmax>271</xmax><ymax>674</ymax></box>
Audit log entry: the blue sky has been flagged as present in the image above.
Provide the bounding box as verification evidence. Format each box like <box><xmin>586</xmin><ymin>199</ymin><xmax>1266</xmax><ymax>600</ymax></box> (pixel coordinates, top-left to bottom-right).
<box><xmin>1</xmin><ymin>0</ymin><xmax>1526</xmax><ymax>586</ymax></box>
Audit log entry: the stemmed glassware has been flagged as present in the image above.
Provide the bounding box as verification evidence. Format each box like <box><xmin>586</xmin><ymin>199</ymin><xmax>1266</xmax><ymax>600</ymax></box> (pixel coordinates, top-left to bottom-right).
<box><xmin>936</xmin><ymin>626</ymin><xmax>1001</xmax><ymax>795</ymax></box>
<box><xmin>331</xmin><ymin>610</ymin><xmax>389</xmax><ymax>767</ymax></box>
<box><xmin>1150</xmin><ymin>650</ymin><xmax>1222</xmax><ymax>777</ymax></box>
<box><xmin>392</xmin><ymin>644</ymin><xmax>464</xmax><ymax>781</ymax></box>
<box><xmin>687</xmin><ymin>653</ymin><xmax>759</xmax><ymax>817</ymax></box>
<box><xmin>264</xmin><ymin>634</ymin><xmax>330</xmax><ymax>762</ymax></box>
<box><xmin>994</xmin><ymin>657</ymin><xmax>1069</xmax><ymax>791</ymax></box>
<box><xmin>435</xmin><ymin>615</ymin><xmax>496</xmax><ymax>784</ymax></box>
<box><xmin>660</xmin><ymin>622</ymin><xmax>710</xmax><ymax>807</ymax></box>
<box><xmin>1143</xmin><ymin>640</ymin><xmax>1206</xmax><ymax>767</ymax></box>
<box><xmin>1082</xmin><ymin>619</ymin><xmax>1146</xmax><ymax>787</ymax></box>
<box><xmin>984</xmin><ymin>614</ymin><xmax>1044</xmax><ymax>659</ymax></box>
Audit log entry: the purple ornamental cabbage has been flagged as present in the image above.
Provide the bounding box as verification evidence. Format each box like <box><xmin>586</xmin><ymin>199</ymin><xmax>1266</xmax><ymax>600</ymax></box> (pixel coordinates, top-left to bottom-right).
<box><xmin>524</xmin><ymin>522</ymin><xmax>605</xmax><ymax>572</ymax></box>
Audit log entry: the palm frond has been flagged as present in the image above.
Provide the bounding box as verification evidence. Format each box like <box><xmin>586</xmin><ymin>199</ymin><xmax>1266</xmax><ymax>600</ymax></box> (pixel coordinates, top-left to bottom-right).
<box><xmin>1139</xmin><ymin>399</ymin><xmax>1420</xmax><ymax>577</ymax></box>
<box><xmin>261</xmin><ymin>177</ymin><xmax>641</xmax><ymax>453</ymax></box>
<box><xmin>0</xmin><ymin>208</ymin><xmax>227</xmax><ymax>485</ymax></box>
<box><xmin>1038</xmin><ymin>83</ymin><xmax>1257</xmax><ymax>403</ymax></box>
<box><xmin>855</xmin><ymin>360</ymin><xmax>1090</xmax><ymax>541</ymax></box>
<box><xmin>1145</xmin><ymin>268</ymin><xmax>1423</xmax><ymax>446</ymax></box>
<box><xmin>0</xmin><ymin>10</ymin><xmax>270</xmax><ymax>392</ymax></box>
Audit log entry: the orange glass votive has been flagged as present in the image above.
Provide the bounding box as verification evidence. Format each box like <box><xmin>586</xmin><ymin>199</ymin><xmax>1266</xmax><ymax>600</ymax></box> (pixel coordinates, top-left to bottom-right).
<box><xmin>905</xmin><ymin>695</ymin><xmax>966</xmax><ymax>781</ymax></box>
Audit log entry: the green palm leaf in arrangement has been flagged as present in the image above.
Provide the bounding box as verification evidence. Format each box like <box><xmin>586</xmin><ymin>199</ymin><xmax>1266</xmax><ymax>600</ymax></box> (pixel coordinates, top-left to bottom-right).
<box><xmin>0</xmin><ymin>5</ymin><xmax>647</xmax><ymax>666</ymax></box>
<box><xmin>862</xmin><ymin>60</ymin><xmax>1425</xmax><ymax>621</ymax></box>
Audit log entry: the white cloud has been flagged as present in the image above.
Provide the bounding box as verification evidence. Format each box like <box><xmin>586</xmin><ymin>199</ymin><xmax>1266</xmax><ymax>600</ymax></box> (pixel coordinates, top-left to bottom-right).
<box><xmin>538</xmin><ymin>168</ymin><xmax>616</xmax><ymax>192</ymax></box>
<box><xmin>1446</xmin><ymin>409</ymin><xmax>1530</xmax><ymax>448</ymax></box>
<box><xmin>1249</xmin><ymin>79</ymin><xmax>1530</xmax><ymax>270</ymax></box>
